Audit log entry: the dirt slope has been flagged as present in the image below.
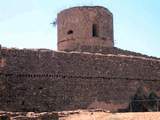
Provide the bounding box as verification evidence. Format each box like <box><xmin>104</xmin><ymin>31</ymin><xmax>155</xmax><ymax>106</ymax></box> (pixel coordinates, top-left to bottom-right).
<box><xmin>60</xmin><ymin>110</ymin><xmax>160</xmax><ymax>120</ymax></box>
<box><xmin>1</xmin><ymin>110</ymin><xmax>160</xmax><ymax>120</ymax></box>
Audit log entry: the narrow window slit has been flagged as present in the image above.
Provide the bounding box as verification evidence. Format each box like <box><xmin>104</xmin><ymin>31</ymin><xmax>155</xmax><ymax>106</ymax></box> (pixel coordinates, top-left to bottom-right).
<box><xmin>92</xmin><ymin>24</ymin><xmax>98</xmax><ymax>37</ymax></box>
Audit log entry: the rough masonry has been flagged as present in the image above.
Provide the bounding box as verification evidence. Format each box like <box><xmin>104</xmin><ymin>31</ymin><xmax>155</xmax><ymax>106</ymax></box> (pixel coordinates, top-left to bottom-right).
<box><xmin>0</xmin><ymin>6</ymin><xmax>160</xmax><ymax>113</ymax></box>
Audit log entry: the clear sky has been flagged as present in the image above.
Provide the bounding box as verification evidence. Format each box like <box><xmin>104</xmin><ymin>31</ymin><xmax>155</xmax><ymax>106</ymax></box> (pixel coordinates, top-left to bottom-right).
<box><xmin>0</xmin><ymin>0</ymin><xmax>160</xmax><ymax>57</ymax></box>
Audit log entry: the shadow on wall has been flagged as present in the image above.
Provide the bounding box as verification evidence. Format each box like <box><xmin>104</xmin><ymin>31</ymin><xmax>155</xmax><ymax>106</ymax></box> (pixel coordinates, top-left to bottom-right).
<box><xmin>119</xmin><ymin>87</ymin><xmax>160</xmax><ymax>112</ymax></box>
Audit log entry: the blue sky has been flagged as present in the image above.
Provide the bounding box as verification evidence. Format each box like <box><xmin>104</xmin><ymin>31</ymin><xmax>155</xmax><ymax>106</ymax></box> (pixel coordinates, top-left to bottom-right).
<box><xmin>0</xmin><ymin>0</ymin><xmax>160</xmax><ymax>57</ymax></box>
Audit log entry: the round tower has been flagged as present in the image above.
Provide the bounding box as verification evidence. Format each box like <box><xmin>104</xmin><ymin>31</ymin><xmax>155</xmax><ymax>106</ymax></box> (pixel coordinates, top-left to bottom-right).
<box><xmin>57</xmin><ymin>6</ymin><xmax>114</xmax><ymax>52</ymax></box>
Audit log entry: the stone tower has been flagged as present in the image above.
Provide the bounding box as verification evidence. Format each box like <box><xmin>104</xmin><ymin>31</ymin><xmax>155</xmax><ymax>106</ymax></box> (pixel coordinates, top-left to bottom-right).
<box><xmin>57</xmin><ymin>6</ymin><xmax>114</xmax><ymax>52</ymax></box>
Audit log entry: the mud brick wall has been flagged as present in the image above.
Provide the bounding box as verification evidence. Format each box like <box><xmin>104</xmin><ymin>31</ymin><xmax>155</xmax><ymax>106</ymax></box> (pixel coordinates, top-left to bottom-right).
<box><xmin>0</xmin><ymin>48</ymin><xmax>160</xmax><ymax>112</ymax></box>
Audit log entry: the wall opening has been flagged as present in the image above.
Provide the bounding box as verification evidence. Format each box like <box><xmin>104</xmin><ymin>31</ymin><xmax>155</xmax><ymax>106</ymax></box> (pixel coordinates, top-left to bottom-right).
<box><xmin>92</xmin><ymin>24</ymin><xmax>98</xmax><ymax>37</ymax></box>
<box><xmin>67</xmin><ymin>30</ymin><xmax>73</xmax><ymax>35</ymax></box>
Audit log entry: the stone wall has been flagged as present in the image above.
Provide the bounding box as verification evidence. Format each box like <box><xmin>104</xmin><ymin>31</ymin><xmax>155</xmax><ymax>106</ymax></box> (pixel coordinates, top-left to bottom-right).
<box><xmin>0</xmin><ymin>48</ymin><xmax>160</xmax><ymax>112</ymax></box>
<box><xmin>57</xmin><ymin>6</ymin><xmax>114</xmax><ymax>51</ymax></box>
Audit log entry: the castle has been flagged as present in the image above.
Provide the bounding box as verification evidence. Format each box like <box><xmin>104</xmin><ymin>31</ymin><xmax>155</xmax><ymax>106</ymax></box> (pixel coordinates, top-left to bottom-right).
<box><xmin>0</xmin><ymin>6</ymin><xmax>160</xmax><ymax>113</ymax></box>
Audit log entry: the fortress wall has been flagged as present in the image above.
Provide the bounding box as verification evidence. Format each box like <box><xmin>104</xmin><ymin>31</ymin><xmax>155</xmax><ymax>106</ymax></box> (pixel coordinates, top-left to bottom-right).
<box><xmin>70</xmin><ymin>46</ymin><xmax>159</xmax><ymax>59</ymax></box>
<box><xmin>0</xmin><ymin>49</ymin><xmax>160</xmax><ymax>111</ymax></box>
<box><xmin>1</xmin><ymin>75</ymin><xmax>160</xmax><ymax>112</ymax></box>
<box><xmin>1</xmin><ymin>49</ymin><xmax>160</xmax><ymax>79</ymax></box>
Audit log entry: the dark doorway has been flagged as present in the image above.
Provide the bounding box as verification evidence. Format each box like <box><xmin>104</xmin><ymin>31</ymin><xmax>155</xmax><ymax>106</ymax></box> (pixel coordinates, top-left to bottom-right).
<box><xmin>92</xmin><ymin>24</ymin><xmax>98</xmax><ymax>37</ymax></box>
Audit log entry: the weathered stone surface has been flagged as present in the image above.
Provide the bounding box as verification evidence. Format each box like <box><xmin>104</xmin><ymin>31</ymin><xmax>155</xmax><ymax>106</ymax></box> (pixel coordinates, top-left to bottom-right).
<box><xmin>0</xmin><ymin>5</ymin><xmax>160</xmax><ymax>113</ymax></box>
<box><xmin>57</xmin><ymin>6</ymin><xmax>114</xmax><ymax>51</ymax></box>
<box><xmin>0</xmin><ymin>47</ymin><xmax>160</xmax><ymax>112</ymax></box>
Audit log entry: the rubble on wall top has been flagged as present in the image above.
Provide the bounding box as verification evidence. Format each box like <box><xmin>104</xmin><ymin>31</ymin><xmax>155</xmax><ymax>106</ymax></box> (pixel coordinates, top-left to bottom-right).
<box><xmin>1</xmin><ymin>45</ymin><xmax>160</xmax><ymax>62</ymax></box>
<box><xmin>0</xmin><ymin>45</ymin><xmax>52</xmax><ymax>52</ymax></box>
<box><xmin>57</xmin><ymin>50</ymin><xmax>160</xmax><ymax>62</ymax></box>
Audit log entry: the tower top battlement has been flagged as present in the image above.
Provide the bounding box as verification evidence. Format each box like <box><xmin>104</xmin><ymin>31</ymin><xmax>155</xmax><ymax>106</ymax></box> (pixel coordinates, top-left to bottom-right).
<box><xmin>57</xmin><ymin>6</ymin><xmax>114</xmax><ymax>52</ymax></box>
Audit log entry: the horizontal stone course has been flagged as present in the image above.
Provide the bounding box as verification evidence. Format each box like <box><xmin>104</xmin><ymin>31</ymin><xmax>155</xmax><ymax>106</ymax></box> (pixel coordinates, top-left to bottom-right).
<box><xmin>0</xmin><ymin>47</ymin><xmax>160</xmax><ymax>112</ymax></box>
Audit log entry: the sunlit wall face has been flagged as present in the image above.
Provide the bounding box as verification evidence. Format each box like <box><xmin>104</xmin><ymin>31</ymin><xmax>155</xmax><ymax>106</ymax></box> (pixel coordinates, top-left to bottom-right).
<box><xmin>0</xmin><ymin>0</ymin><xmax>160</xmax><ymax>57</ymax></box>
